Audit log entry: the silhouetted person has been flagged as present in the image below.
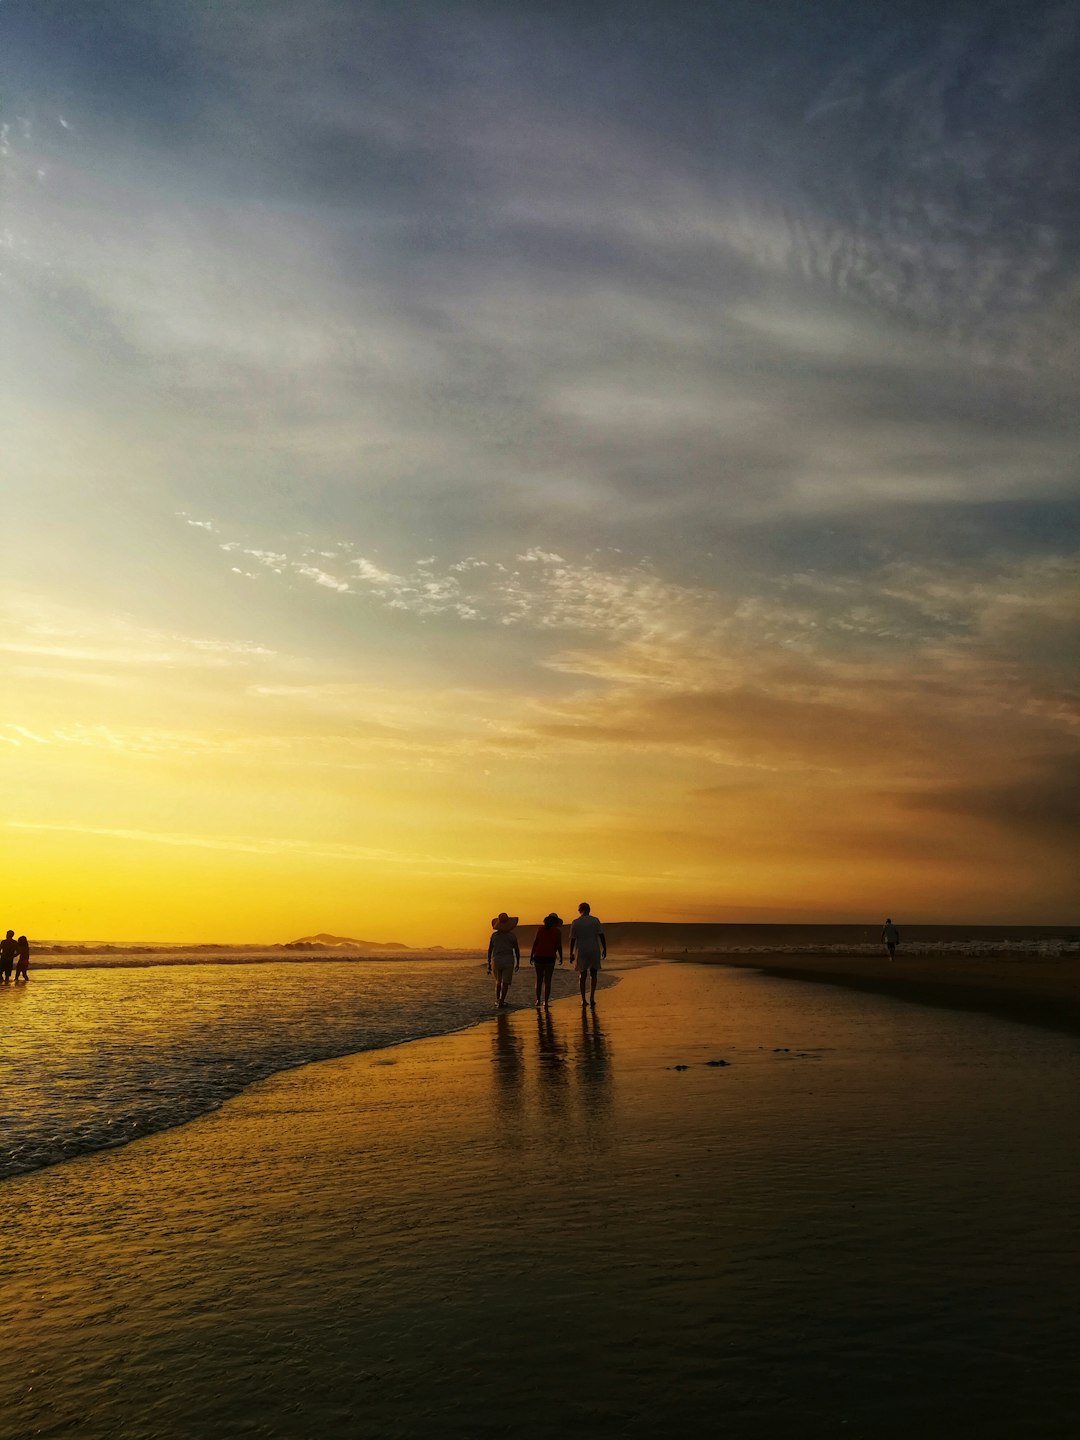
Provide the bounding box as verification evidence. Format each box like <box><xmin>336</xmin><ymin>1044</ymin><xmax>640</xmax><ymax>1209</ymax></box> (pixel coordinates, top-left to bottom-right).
<box><xmin>13</xmin><ymin>936</ymin><xmax>29</xmax><ymax>982</ymax></box>
<box><xmin>881</xmin><ymin>918</ymin><xmax>900</xmax><ymax>960</ymax></box>
<box><xmin>530</xmin><ymin>912</ymin><xmax>563</xmax><ymax>1007</ymax></box>
<box><xmin>570</xmin><ymin>902</ymin><xmax>606</xmax><ymax>1007</ymax></box>
<box><xmin>0</xmin><ymin>930</ymin><xmax>16</xmax><ymax>983</ymax></box>
<box><xmin>487</xmin><ymin>913</ymin><xmax>520</xmax><ymax>1007</ymax></box>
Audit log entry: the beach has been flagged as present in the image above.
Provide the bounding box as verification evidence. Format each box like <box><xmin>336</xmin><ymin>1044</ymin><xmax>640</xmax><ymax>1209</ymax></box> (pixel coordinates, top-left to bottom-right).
<box><xmin>3</xmin><ymin>961</ymin><xmax>1079</xmax><ymax>1439</ymax></box>
<box><xmin>691</xmin><ymin>950</ymin><xmax>1080</xmax><ymax>1038</ymax></box>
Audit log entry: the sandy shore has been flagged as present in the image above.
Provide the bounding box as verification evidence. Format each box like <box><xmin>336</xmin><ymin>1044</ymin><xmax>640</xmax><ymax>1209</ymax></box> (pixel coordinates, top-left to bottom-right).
<box><xmin>3</xmin><ymin>963</ymin><xmax>1079</xmax><ymax>1439</ymax></box>
<box><xmin>689</xmin><ymin>951</ymin><xmax>1080</xmax><ymax>1038</ymax></box>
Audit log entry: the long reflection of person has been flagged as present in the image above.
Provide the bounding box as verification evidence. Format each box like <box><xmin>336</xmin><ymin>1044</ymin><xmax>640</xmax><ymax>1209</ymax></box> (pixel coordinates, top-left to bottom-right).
<box><xmin>534</xmin><ymin>1008</ymin><xmax>569</xmax><ymax>1118</ymax></box>
<box><xmin>575</xmin><ymin>1005</ymin><xmax>613</xmax><ymax>1134</ymax></box>
<box><xmin>490</xmin><ymin>1011</ymin><xmax>526</xmax><ymax>1143</ymax></box>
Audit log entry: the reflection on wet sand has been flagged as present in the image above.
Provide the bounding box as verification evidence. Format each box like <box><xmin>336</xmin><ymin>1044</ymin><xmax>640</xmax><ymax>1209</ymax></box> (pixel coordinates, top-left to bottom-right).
<box><xmin>575</xmin><ymin>1005</ymin><xmax>613</xmax><ymax>1133</ymax></box>
<box><xmin>535</xmin><ymin>1008</ymin><xmax>568</xmax><ymax>1075</ymax></box>
<box><xmin>533</xmin><ymin>1008</ymin><xmax>569</xmax><ymax>1116</ymax></box>
<box><xmin>577</xmin><ymin>1005</ymin><xmax>608</xmax><ymax>1078</ymax></box>
<box><xmin>491</xmin><ymin>1011</ymin><xmax>526</xmax><ymax>1085</ymax></box>
<box><xmin>490</xmin><ymin>1012</ymin><xmax>526</xmax><ymax>1143</ymax></box>
<box><xmin>486</xmin><ymin>1003</ymin><xmax>615</xmax><ymax>1145</ymax></box>
<box><xmin>6</xmin><ymin>966</ymin><xmax>1080</xmax><ymax>1440</ymax></box>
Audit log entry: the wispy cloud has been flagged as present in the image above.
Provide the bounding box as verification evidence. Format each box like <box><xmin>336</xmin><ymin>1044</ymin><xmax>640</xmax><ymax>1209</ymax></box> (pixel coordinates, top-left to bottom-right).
<box><xmin>3</xmin><ymin>819</ymin><xmax>648</xmax><ymax>882</ymax></box>
<box><xmin>0</xmin><ymin>595</ymin><xmax>276</xmax><ymax>670</ymax></box>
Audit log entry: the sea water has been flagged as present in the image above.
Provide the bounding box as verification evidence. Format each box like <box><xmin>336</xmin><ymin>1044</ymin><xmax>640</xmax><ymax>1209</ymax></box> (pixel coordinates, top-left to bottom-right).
<box><xmin>0</xmin><ymin>954</ymin><xmax>602</xmax><ymax>1178</ymax></box>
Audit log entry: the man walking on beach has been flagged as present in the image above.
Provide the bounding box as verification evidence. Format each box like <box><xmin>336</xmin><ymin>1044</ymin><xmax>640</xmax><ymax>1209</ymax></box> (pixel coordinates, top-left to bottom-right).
<box><xmin>881</xmin><ymin>918</ymin><xmax>900</xmax><ymax>960</ymax></box>
<box><xmin>570</xmin><ymin>902</ymin><xmax>606</xmax><ymax>1007</ymax></box>
<box><xmin>488</xmin><ymin>913</ymin><xmax>520</xmax><ymax>1008</ymax></box>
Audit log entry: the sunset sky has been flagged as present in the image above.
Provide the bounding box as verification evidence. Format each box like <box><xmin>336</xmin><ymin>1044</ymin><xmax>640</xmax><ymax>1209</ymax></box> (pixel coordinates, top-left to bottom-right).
<box><xmin>2</xmin><ymin>1</ymin><xmax>1078</xmax><ymax>943</ymax></box>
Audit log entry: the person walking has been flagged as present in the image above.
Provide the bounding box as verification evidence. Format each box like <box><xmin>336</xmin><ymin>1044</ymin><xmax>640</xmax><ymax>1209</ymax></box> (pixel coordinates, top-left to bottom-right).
<box><xmin>569</xmin><ymin>902</ymin><xmax>606</xmax><ymax>1008</ymax></box>
<box><xmin>487</xmin><ymin>913</ymin><xmax>520</xmax><ymax>1007</ymax></box>
<box><xmin>881</xmin><ymin>917</ymin><xmax>900</xmax><ymax>960</ymax></box>
<box><xmin>0</xmin><ymin>930</ymin><xmax>16</xmax><ymax>983</ymax></box>
<box><xmin>530</xmin><ymin>913</ymin><xmax>563</xmax><ymax>1007</ymax></box>
<box><xmin>13</xmin><ymin>935</ymin><xmax>30</xmax><ymax>982</ymax></box>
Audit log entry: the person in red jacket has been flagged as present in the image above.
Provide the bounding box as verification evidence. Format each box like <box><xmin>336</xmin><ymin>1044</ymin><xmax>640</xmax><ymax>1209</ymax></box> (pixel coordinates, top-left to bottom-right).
<box><xmin>529</xmin><ymin>913</ymin><xmax>564</xmax><ymax>1008</ymax></box>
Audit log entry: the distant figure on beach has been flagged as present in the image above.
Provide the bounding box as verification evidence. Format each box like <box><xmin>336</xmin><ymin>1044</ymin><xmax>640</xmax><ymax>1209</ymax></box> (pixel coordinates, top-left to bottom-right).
<box><xmin>881</xmin><ymin>918</ymin><xmax>900</xmax><ymax>960</ymax></box>
<box><xmin>488</xmin><ymin>913</ymin><xmax>520</xmax><ymax>1008</ymax></box>
<box><xmin>530</xmin><ymin>913</ymin><xmax>563</xmax><ymax>1008</ymax></box>
<box><xmin>13</xmin><ymin>936</ymin><xmax>30</xmax><ymax>982</ymax></box>
<box><xmin>570</xmin><ymin>902</ymin><xmax>606</xmax><ymax>1008</ymax></box>
<box><xmin>0</xmin><ymin>931</ymin><xmax>16</xmax><ymax>983</ymax></box>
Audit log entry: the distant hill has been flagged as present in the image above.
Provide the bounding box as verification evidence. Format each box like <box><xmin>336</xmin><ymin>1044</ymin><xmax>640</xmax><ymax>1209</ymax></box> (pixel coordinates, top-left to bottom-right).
<box><xmin>283</xmin><ymin>933</ymin><xmax>409</xmax><ymax>950</ymax></box>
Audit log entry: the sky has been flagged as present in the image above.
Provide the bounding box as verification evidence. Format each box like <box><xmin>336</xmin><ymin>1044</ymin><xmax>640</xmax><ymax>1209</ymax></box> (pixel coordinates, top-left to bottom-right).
<box><xmin>1</xmin><ymin>0</ymin><xmax>1078</xmax><ymax>943</ymax></box>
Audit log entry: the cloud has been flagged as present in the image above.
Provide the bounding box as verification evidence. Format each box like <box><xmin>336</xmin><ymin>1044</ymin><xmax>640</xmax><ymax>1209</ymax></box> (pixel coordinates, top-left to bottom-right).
<box><xmin>2</xmin><ymin>819</ymin><xmax>637</xmax><ymax>882</ymax></box>
<box><xmin>902</xmin><ymin>752</ymin><xmax>1080</xmax><ymax>846</ymax></box>
<box><xmin>188</xmin><ymin>515</ymin><xmax>723</xmax><ymax>640</ymax></box>
<box><xmin>0</xmin><ymin>594</ymin><xmax>277</xmax><ymax>670</ymax></box>
<box><xmin>292</xmin><ymin>564</ymin><xmax>352</xmax><ymax>594</ymax></box>
<box><xmin>7</xmin><ymin>0</ymin><xmax>1078</xmax><ymax>566</ymax></box>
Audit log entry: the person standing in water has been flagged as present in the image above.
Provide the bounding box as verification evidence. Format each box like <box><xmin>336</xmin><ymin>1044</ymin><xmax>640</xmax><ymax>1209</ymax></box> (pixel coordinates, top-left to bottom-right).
<box><xmin>881</xmin><ymin>918</ymin><xmax>900</xmax><ymax>960</ymax></box>
<box><xmin>570</xmin><ymin>902</ymin><xmax>606</xmax><ymax>1007</ymax></box>
<box><xmin>13</xmin><ymin>936</ymin><xmax>30</xmax><ymax>982</ymax></box>
<box><xmin>0</xmin><ymin>931</ymin><xmax>16</xmax><ymax>983</ymax></box>
<box><xmin>530</xmin><ymin>913</ymin><xmax>563</xmax><ymax>1008</ymax></box>
<box><xmin>487</xmin><ymin>913</ymin><xmax>520</xmax><ymax>1007</ymax></box>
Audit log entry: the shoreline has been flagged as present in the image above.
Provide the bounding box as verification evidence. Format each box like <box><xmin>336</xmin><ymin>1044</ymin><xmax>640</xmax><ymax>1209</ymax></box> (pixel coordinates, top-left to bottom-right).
<box><xmin>0</xmin><ymin>966</ymin><xmax>621</xmax><ymax>1186</ymax></box>
<box><xmin>687</xmin><ymin>950</ymin><xmax>1080</xmax><ymax>1039</ymax></box>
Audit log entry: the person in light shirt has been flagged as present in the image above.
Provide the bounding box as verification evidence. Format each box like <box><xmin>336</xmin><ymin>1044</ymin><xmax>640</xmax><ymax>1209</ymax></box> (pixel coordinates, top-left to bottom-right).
<box><xmin>487</xmin><ymin>913</ymin><xmax>520</xmax><ymax>1007</ymax></box>
<box><xmin>569</xmin><ymin>902</ymin><xmax>606</xmax><ymax>1008</ymax></box>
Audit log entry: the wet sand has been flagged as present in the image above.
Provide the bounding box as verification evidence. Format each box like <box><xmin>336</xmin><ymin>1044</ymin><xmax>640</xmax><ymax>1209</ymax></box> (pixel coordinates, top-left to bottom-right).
<box><xmin>691</xmin><ymin>951</ymin><xmax>1080</xmax><ymax>1038</ymax></box>
<box><xmin>2</xmin><ymin>963</ymin><xmax>1080</xmax><ymax>1439</ymax></box>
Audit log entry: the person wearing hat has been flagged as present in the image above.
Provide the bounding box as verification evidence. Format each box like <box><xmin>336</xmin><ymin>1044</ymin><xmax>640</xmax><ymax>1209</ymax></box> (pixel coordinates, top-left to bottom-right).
<box><xmin>0</xmin><ymin>930</ymin><xmax>16</xmax><ymax>983</ymax></box>
<box><xmin>529</xmin><ymin>913</ymin><xmax>564</xmax><ymax>1007</ymax></box>
<box><xmin>487</xmin><ymin>913</ymin><xmax>520</xmax><ymax>1007</ymax></box>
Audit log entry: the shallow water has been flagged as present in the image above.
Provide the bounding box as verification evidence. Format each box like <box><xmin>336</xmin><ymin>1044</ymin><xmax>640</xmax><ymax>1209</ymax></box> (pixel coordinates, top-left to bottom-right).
<box><xmin>2</xmin><ymin>963</ymin><xmax>1079</xmax><ymax>1439</ymax></box>
<box><xmin>0</xmin><ymin>955</ymin><xmax>605</xmax><ymax>1178</ymax></box>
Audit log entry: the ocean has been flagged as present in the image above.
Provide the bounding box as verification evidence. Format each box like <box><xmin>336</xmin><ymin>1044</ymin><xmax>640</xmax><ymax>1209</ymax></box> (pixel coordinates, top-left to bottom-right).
<box><xmin>0</xmin><ymin>952</ymin><xmax>605</xmax><ymax>1180</ymax></box>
